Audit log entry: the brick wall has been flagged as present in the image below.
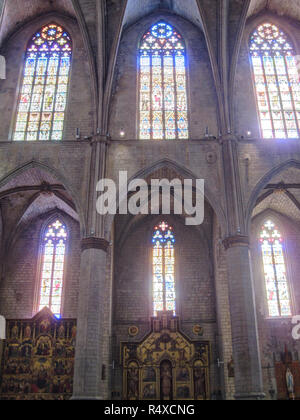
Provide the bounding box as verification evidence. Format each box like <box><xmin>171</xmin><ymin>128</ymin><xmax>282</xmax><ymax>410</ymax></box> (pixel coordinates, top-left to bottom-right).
<box><xmin>111</xmin><ymin>213</ymin><xmax>222</xmax><ymax>398</ymax></box>
<box><xmin>0</xmin><ymin>212</ymin><xmax>81</xmax><ymax>319</ymax></box>
<box><xmin>109</xmin><ymin>13</ymin><xmax>219</xmax><ymax>141</ymax></box>
<box><xmin>0</xmin><ymin>15</ymin><xmax>95</xmax><ymax>141</ymax></box>
<box><xmin>251</xmin><ymin>212</ymin><xmax>300</xmax><ymax>399</ymax></box>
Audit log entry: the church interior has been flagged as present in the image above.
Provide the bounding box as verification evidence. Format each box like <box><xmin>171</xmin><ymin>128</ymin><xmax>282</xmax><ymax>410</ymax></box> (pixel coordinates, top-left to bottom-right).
<box><xmin>1</xmin><ymin>0</ymin><xmax>300</xmax><ymax>401</ymax></box>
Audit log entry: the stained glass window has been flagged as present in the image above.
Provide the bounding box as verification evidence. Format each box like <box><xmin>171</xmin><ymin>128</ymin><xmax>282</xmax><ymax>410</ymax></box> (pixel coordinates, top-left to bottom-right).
<box><xmin>39</xmin><ymin>220</ymin><xmax>67</xmax><ymax>317</ymax></box>
<box><xmin>260</xmin><ymin>220</ymin><xmax>292</xmax><ymax>317</ymax></box>
<box><xmin>250</xmin><ymin>22</ymin><xmax>300</xmax><ymax>139</ymax></box>
<box><xmin>13</xmin><ymin>23</ymin><xmax>72</xmax><ymax>142</ymax></box>
<box><xmin>139</xmin><ymin>21</ymin><xmax>189</xmax><ymax>140</ymax></box>
<box><xmin>152</xmin><ymin>221</ymin><xmax>176</xmax><ymax>316</ymax></box>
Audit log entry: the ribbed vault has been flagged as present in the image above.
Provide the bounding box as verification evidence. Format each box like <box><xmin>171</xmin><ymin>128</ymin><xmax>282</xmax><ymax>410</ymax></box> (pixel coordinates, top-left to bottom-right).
<box><xmin>248</xmin><ymin>0</ymin><xmax>300</xmax><ymax>21</ymax></box>
<box><xmin>0</xmin><ymin>0</ymin><xmax>76</xmax><ymax>46</ymax></box>
<box><xmin>253</xmin><ymin>168</ymin><xmax>300</xmax><ymax>224</ymax></box>
<box><xmin>123</xmin><ymin>0</ymin><xmax>203</xmax><ymax>30</ymax></box>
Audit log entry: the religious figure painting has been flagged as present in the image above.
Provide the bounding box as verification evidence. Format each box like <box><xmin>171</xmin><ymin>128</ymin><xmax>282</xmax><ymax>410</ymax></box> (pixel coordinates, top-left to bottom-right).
<box><xmin>160</xmin><ymin>360</ymin><xmax>173</xmax><ymax>400</ymax></box>
<box><xmin>0</xmin><ymin>309</ymin><xmax>76</xmax><ymax>401</ymax></box>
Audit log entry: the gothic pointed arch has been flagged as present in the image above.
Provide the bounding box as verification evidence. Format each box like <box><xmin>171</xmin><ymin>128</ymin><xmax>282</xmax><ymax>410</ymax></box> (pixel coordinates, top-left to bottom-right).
<box><xmin>13</xmin><ymin>22</ymin><xmax>72</xmax><ymax>142</ymax></box>
<box><xmin>249</xmin><ymin>22</ymin><xmax>300</xmax><ymax>139</ymax></box>
<box><xmin>152</xmin><ymin>221</ymin><xmax>176</xmax><ymax>316</ymax></box>
<box><xmin>138</xmin><ymin>21</ymin><xmax>189</xmax><ymax>140</ymax></box>
<box><xmin>259</xmin><ymin>219</ymin><xmax>292</xmax><ymax>317</ymax></box>
<box><xmin>37</xmin><ymin>217</ymin><xmax>68</xmax><ymax>317</ymax></box>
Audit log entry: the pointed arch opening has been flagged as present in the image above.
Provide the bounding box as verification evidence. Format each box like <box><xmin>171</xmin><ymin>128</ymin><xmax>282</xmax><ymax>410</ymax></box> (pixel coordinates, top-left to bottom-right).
<box><xmin>250</xmin><ymin>22</ymin><xmax>300</xmax><ymax>139</ymax></box>
<box><xmin>152</xmin><ymin>221</ymin><xmax>176</xmax><ymax>316</ymax></box>
<box><xmin>38</xmin><ymin>219</ymin><xmax>68</xmax><ymax>317</ymax></box>
<box><xmin>259</xmin><ymin>219</ymin><xmax>292</xmax><ymax>317</ymax></box>
<box><xmin>139</xmin><ymin>21</ymin><xmax>189</xmax><ymax>140</ymax></box>
<box><xmin>13</xmin><ymin>23</ymin><xmax>72</xmax><ymax>142</ymax></box>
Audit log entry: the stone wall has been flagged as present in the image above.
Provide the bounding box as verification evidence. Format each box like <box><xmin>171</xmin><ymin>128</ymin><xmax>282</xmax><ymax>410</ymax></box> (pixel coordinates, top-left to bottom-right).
<box><xmin>0</xmin><ymin>14</ymin><xmax>95</xmax><ymax>142</ymax></box>
<box><xmin>109</xmin><ymin>13</ymin><xmax>219</xmax><ymax>141</ymax></box>
<box><xmin>234</xmin><ymin>12</ymin><xmax>300</xmax><ymax>139</ymax></box>
<box><xmin>251</xmin><ymin>211</ymin><xmax>300</xmax><ymax>399</ymax></box>
<box><xmin>0</xmin><ymin>0</ymin><xmax>300</xmax><ymax>400</ymax></box>
<box><xmin>0</xmin><ymin>212</ymin><xmax>81</xmax><ymax>319</ymax></box>
<box><xmin>111</xmin><ymin>212</ymin><xmax>224</xmax><ymax>398</ymax></box>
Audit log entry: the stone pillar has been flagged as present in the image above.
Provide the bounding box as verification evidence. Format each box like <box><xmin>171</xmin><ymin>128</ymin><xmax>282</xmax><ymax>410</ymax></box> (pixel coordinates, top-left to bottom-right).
<box><xmin>0</xmin><ymin>0</ymin><xmax>5</xmax><ymax>55</ymax></box>
<box><xmin>72</xmin><ymin>238</ymin><xmax>110</xmax><ymax>400</ymax></box>
<box><xmin>0</xmin><ymin>315</ymin><xmax>5</xmax><ymax>374</ymax></box>
<box><xmin>0</xmin><ymin>55</ymin><xmax>5</xmax><ymax>79</ymax></box>
<box><xmin>223</xmin><ymin>236</ymin><xmax>265</xmax><ymax>400</ymax></box>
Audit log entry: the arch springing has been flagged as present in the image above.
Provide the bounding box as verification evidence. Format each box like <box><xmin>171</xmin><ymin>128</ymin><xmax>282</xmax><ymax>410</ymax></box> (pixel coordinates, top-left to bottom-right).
<box><xmin>39</xmin><ymin>220</ymin><xmax>67</xmax><ymax>317</ymax></box>
<box><xmin>139</xmin><ymin>22</ymin><xmax>189</xmax><ymax>140</ymax></box>
<box><xmin>13</xmin><ymin>23</ymin><xmax>72</xmax><ymax>142</ymax></box>
<box><xmin>250</xmin><ymin>22</ymin><xmax>300</xmax><ymax>139</ymax></box>
<box><xmin>260</xmin><ymin>220</ymin><xmax>291</xmax><ymax>317</ymax></box>
<box><xmin>152</xmin><ymin>221</ymin><xmax>176</xmax><ymax>316</ymax></box>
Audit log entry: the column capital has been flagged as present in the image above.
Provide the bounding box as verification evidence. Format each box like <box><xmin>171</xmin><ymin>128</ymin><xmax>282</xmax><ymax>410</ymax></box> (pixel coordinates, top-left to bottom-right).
<box><xmin>87</xmin><ymin>134</ymin><xmax>110</xmax><ymax>146</ymax></box>
<box><xmin>218</xmin><ymin>134</ymin><xmax>239</xmax><ymax>145</ymax></box>
<box><xmin>95</xmin><ymin>134</ymin><xmax>111</xmax><ymax>144</ymax></box>
<box><xmin>81</xmin><ymin>237</ymin><xmax>110</xmax><ymax>253</ymax></box>
<box><xmin>223</xmin><ymin>235</ymin><xmax>250</xmax><ymax>250</ymax></box>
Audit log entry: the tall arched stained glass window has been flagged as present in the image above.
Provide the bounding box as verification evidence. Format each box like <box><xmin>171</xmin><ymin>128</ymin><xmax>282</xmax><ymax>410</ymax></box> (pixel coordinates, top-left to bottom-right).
<box><xmin>13</xmin><ymin>23</ymin><xmax>72</xmax><ymax>141</ymax></box>
<box><xmin>152</xmin><ymin>221</ymin><xmax>176</xmax><ymax>316</ymax></box>
<box><xmin>250</xmin><ymin>22</ymin><xmax>300</xmax><ymax>139</ymax></box>
<box><xmin>260</xmin><ymin>220</ymin><xmax>292</xmax><ymax>317</ymax></box>
<box><xmin>39</xmin><ymin>220</ymin><xmax>67</xmax><ymax>317</ymax></box>
<box><xmin>139</xmin><ymin>22</ymin><xmax>189</xmax><ymax>140</ymax></box>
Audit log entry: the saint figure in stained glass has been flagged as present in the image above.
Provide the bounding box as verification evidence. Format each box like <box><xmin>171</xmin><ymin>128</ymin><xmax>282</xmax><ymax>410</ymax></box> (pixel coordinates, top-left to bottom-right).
<box><xmin>14</xmin><ymin>23</ymin><xmax>72</xmax><ymax>141</ymax></box>
<box><xmin>260</xmin><ymin>220</ymin><xmax>291</xmax><ymax>317</ymax></box>
<box><xmin>39</xmin><ymin>220</ymin><xmax>67</xmax><ymax>317</ymax></box>
<box><xmin>250</xmin><ymin>23</ymin><xmax>300</xmax><ymax>139</ymax></box>
<box><xmin>139</xmin><ymin>22</ymin><xmax>189</xmax><ymax>140</ymax></box>
<box><xmin>152</xmin><ymin>221</ymin><xmax>176</xmax><ymax>316</ymax></box>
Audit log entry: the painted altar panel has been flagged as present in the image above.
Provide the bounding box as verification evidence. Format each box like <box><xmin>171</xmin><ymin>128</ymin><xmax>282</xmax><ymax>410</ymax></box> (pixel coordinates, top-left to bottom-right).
<box><xmin>0</xmin><ymin>308</ymin><xmax>76</xmax><ymax>400</ymax></box>
<box><xmin>122</xmin><ymin>313</ymin><xmax>210</xmax><ymax>400</ymax></box>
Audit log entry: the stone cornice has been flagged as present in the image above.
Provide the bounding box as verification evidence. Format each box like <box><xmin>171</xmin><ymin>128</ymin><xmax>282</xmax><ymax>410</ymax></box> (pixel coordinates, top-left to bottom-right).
<box><xmin>81</xmin><ymin>237</ymin><xmax>110</xmax><ymax>253</ymax></box>
<box><xmin>223</xmin><ymin>235</ymin><xmax>250</xmax><ymax>250</ymax></box>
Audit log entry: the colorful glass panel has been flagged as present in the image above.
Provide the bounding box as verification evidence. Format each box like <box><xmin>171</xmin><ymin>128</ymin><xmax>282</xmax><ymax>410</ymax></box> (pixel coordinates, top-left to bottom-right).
<box><xmin>14</xmin><ymin>23</ymin><xmax>72</xmax><ymax>142</ymax></box>
<box><xmin>152</xmin><ymin>221</ymin><xmax>176</xmax><ymax>316</ymax></box>
<box><xmin>39</xmin><ymin>220</ymin><xmax>67</xmax><ymax>317</ymax></box>
<box><xmin>139</xmin><ymin>22</ymin><xmax>189</xmax><ymax>140</ymax></box>
<box><xmin>260</xmin><ymin>220</ymin><xmax>291</xmax><ymax>317</ymax></box>
<box><xmin>250</xmin><ymin>23</ymin><xmax>300</xmax><ymax>139</ymax></box>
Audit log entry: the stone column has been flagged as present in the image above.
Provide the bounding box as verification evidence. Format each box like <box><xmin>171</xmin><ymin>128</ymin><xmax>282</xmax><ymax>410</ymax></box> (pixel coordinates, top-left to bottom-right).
<box><xmin>0</xmin><ymin>0</ymin><xmax>6</xmax><ymax>63</ymax></box>
<box><xmin>0</xmin><ymin>315</ymin><xmax>5</xmax><ymax>373</ymax></box>
<box><xmin>0</xmin><ymin>55</ymin><xmax>5</xmax><ymax>80</ymax></box>
<box><xmin>72</xmin><ymin>238</ymin><xmax>110</xmax><ymax>400</ymax></box>
<box><xmin>224</xmin><ymin>235</ymin><xmax>265</xmax><ymax>400</ymax></box>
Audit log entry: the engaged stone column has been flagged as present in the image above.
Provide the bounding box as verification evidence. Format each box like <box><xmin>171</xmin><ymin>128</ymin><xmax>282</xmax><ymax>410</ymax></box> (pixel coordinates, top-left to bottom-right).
<box><xmin>223</xmin><ymin>236</ymin><xmax>265</xmax><ymax>400</ymax></box>
<box><xmin>72</xmin><ymin>238</ymin><xmax>109</xmax><ymax>400</ymax></box>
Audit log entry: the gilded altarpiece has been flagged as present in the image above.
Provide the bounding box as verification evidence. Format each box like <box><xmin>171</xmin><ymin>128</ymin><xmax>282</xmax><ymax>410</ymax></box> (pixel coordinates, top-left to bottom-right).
<box><xmin>0</xmin><ymin>308</ymin><xmax>76</xmax><ymax>400</ymax></box>
<box><xmin>122</xmin><ymin>313</ymin><xmax>210</xmax><ymax>400</ymax></box>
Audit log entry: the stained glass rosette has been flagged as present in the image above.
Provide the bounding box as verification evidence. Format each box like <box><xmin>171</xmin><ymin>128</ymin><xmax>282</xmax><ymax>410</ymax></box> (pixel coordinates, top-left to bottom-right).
<box><xmin>39</xmin><ymin>220</ymin><xmax>67</xmax><ymax>317</ymax></box>
<box><xmin>260</xmin><ymin>220</ymin><xmax>291</xmax><ymax>317</ymax></box>
<box><xmin>139</xmin><ymin>22</ymin><xmax>188</xmax><ymax>140</ymax></box>
<box><xmin>14</xmin><ymin>24</ymin><xmax>72</xmax><ymax>142</ymax></box>
<box><xmin>250</xmin><ymin>23</ymin><xmax>300</xmax><ymax>139</ymax></box>
<box><xmin>152</xmin><ymin>222</ymin><xmax>176</xmax><ymax>316</ymax></box>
